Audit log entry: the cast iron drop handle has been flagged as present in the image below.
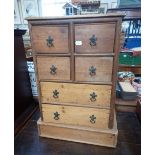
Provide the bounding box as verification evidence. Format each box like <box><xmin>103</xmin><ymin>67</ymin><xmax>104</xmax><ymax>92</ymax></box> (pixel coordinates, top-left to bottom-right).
<box><xmin>53</xmin><ymin>111</ymin><xmax>60</xmax><ymax>120</ymax></box>
<box><xmin>89</xmin><ymin>34</ymin><xmax>97</xmax><ymax>46</ymax></box>
<box><xmin>90</xmin><ymin>115</ymin><xmax>96</xmax><ymax>124</ymax></box>
<box><xmin>89</xmin><ymin>66</ymin><xmax>96</xmax><ymax>76</ymax></box>
<box><xmin>53</xmin><ymin>90</ymin><xmax>59</xmax><ymax>98</ymax></box>
<box><xmin>50</xmin><ymin>65</ymin><xmax>57</xmax><ymax>75</ymax></box>
<box><xmin>46</xmin><ymin>36</ymin><xmax>54</xmax><ymax>47</ymax></box>
<box><xmin>90</xmin><ymin>92</ymin><xmax>97</xmax><ymax>102</ymax></box>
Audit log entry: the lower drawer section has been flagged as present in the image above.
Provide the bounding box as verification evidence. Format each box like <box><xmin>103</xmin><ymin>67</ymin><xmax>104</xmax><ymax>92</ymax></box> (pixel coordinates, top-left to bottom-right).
<box><xmin>37</xmin><ymin>114</ymin><xmax>118</xmax><ymax>148</ymax></box>
<box><xmin>42</xmin><ymin>104</ymin><xmax>110</xmax><ymax>129</ymax></box>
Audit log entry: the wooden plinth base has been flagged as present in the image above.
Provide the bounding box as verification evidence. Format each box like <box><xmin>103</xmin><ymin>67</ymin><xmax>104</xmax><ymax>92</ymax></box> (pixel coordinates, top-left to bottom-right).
<box><xmin>37</xmin><ymin>114</ymin><xmax>118</xmax><ymax>148</ymax></box>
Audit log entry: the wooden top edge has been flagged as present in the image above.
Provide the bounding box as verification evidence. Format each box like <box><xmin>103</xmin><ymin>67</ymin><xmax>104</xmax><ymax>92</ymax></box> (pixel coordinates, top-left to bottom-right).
<box><xmin>26</xmin><ymin>13</ymin><xmax>125</xmax><ymax>21</ymax></box>
<box><xmin>107</xmin><ymin>7</ymin><xmax>141</xmax><ymax>11</ymax></box>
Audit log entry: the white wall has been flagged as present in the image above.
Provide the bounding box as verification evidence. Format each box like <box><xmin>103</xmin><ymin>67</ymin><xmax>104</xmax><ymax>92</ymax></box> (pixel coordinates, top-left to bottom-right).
<box><xmin>42</xmin><ymin>0</ymin><xmax>71</xmax><ymax>16</ymax></box>
<box><xmin>99</xmin><ymin>0</ymin><xmax>118</xmax><ymax>13</ymax></box>
<box><xmin>41</xmin><ymin>0</ymin><xmax>119</xmax><ymax>16</ymax></box>
<box><xmin>100</xmin><ymin>0</ymin><xmax>118</xmax><ymax>9</ymax></box>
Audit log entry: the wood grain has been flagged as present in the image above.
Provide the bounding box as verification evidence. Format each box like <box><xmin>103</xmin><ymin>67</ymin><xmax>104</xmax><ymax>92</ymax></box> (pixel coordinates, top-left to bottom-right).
<box><xmin>37</xmin><ymin>56</ymin><xmax>71</xmax><ymax>81</ymax></box>
<box><xmin>40</xmin><ymin>82</ymin><xmax>111</xmax><ymax>107</ymax></box>
<box><xmin>15</xmin><ymin>109</ymin><xmax>141</xmax><ymax>154</ymax></box>
<box><xmin>109</xmin><ymin>19</ymin><xmax>122</xmax><ymax>129</ymax></box>
<box><xmin>27</xmin><ymin>15</ymin><xmax>124</xmax><ymax>147</ymax></box>
<box><xmin>28</xmin><ymin>23</ymin><xmax>43</xmax><ymax>120</ymax></box>
<box><xmin>118</xmin><ymin>65</ymin><xmax>141</xmax><ymax>75</ymax></box>
<box><xmin>26</xmin><ymin>13</ymin><xmax>125</xmax><ymax>21</ymax></box>
<box><xmin>38</xmin><ymin>111</ymin><xmax>117</xmax><ymax>147</ymax></box>
<box><xmin>75</xmin><ymin>57</ymin><xmax>113</xmax><ymax>82</ymax></box>
<box><xmin>115</xmin><ymin>98</ymin><xmax>137</xmax><ymax>112</ymax></box>
<box><xmin>116</xmin><ymin>105</ymin><xmax>136</xmax><ymax>112</ymax></box>
<box><xmin>42</xmin><ymin>104</ymin><xmax>110</xmax><ymax>129</ymax></box>
<box><xmin>31</xmin><ymin>25</ymin><xmax>69</xmax><ymax>53</ymax></box>
<box><xmin>75</xmin><ymin>23</ymin><xmax>115</xmax><ymax>53</ymax></box>
<box><xmin>69</xmin><ymin>22</ymin><xmax>75</xmax><ymax>81</ymax></box>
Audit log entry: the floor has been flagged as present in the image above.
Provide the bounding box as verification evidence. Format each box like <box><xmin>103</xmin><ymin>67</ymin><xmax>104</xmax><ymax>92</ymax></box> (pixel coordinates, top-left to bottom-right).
<box><xmin>15</xmin><ymin>109</ymin><xmax>141</xmax><ymax>155</ymax></box>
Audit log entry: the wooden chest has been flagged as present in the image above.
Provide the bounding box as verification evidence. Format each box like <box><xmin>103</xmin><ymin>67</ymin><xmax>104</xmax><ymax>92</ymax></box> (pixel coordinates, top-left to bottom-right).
<box><xmin>27</xmin><ymin>14</ymin><xmax>123</xmax><ymax>148</ymax></box>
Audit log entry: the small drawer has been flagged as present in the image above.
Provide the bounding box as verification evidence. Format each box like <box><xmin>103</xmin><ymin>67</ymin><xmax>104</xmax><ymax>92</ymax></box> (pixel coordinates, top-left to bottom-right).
<box><xmin>42</xmin><ymin>104</ymin><xmax>110</xmax><ymax>129</ymax></box>
<box><xmin>40</xmin><ymin>82</ymin><xmax>111</xmax><ymax>107</ymax></box>
<box><xmin>75</xmin><ymin>57</ymin><xmax>113</xmax><ymax>82</ymax></box>
<box><xmin>75</xmin><ymin>23</ymin><xmax>115</xmax><ymax>53</ymax></box>
<box><xmin>31</xmin><ymin>25</ymin><xmax>69</xmax><ymax>53</ymax></box>
<box><xmin>37</xmin><ymin>56</ymin><xmax>70</xmax><ymax>81</ymax></box>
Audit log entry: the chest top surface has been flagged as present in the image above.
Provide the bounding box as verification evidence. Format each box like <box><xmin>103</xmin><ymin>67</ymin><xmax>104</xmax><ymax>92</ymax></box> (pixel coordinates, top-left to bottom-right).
<box><xmin>26</xmin><ymin>13</ymin><xmax>125</xmax><ymax>21</ymax></box>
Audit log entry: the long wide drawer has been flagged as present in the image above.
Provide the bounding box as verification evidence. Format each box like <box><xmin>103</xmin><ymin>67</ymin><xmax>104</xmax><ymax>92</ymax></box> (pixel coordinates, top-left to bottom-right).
<box><xmin>42</xmin><ymin>104</ymin><xmax>110</xmax><ymax>129</ymax></box>
<box><xmin>40</xmin><ymin>82</ymin><xmax>111</xmax><ymax>107</ymax></box>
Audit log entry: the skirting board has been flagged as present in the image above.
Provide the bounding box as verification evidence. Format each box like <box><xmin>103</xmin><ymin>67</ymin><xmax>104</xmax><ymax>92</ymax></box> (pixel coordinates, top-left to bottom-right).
<box><xmin>37</xmin><ymin>113</ymin><xmax>118</xmax><ymax>148</ymax></box>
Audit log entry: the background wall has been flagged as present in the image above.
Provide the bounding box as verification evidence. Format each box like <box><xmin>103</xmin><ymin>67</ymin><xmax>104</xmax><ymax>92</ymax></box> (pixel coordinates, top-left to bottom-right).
<box><xmin>42</xmin><ymin>0</ymin><xmax>71</xmax><ymax>16</ymax></box>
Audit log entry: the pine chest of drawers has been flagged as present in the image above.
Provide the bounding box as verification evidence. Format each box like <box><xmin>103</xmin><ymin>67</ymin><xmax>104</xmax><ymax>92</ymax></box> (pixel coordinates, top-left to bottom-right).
<box><xmin>27</xmin><ymin>14</ymin><xmax>123</xmax><ymax>148</ymax></box>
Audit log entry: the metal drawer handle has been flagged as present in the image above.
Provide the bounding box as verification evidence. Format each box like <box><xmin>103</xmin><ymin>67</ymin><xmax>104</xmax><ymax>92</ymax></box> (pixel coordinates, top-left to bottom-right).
<box><xmin>53</xmin><ymin>90</ymin><xmax>59</xmax><ymax>98</ymax></box>
<box><xmin>53</xmin><ymin>111</ymin><xmax>60</xmax><ymax>120</ymax></box>
<box><xmin>90</xmin><ymin>92</ymin><xmax>97</xmax><ymax>102</ymax></box>
<box><xmin>46</xmin><ymin>36</ymin><xmax>54</xmax><ymax>47</ymax></box>
<box><xmin>89</xmin><ymin>34</ymin><xmax>97</xmax><ymax>46</ymax></box>
<box><xmin>50</xmin><ymin>64</ymin><xmax>57</xmax><ymax>75</ymax></box>
<box><xmin>89</xmin><ymin>66</ymin><xmax>96</xmax><ymax>76</ymax></box>
<box><xmin>90</xmin><ymin>115</ymin><xmax>96</xmax><ymax>124</ymax></box>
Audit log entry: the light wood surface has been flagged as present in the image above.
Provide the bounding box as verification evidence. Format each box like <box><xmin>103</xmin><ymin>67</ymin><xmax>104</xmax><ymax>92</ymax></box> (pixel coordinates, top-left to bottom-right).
<box><xmin>75</xmin><ymin>57</ymin><xmax>113</xmax><ymax>82</ymax></box>
<box><xmin>38</xmin><ymin>112</ymin><xmax>117</xmax><ymax>148</ymax></box>
<box><xmin>40</xmin><ymin>82</ymin><xmax>111</xmax><ymax>107</ymax></box>
<box><xmin>42</xmin><ymin>104</ymin><xmax>110</xmax><ymax>129</ymax></box>
<box><xmin>108</xmin><ymin>18</ymin><xmax>122</xmax><ymax>128</ymax></box>
<box><xmin>75</xmin><ymin>23</ymin><xmax>115</xmax><ymax>53</ymax></box>
<box><xmin>37</xmin><ymin>56</ymin><xmax>70</xmax><ymax>81</ymax></box>
<box><xmin>27</xmin><ymin>14</ymin><xmax>123</xmax><ymax>147</ymax></box>
<box><xmin>31</xmin><ymin>25</ymin><xmax>69</xmax><ymax>53</ymax></box>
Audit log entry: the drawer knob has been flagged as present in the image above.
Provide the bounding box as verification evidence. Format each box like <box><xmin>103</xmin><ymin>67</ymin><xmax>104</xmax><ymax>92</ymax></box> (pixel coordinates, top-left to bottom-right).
<box><xmin>53</xmin><ymin>90</ymin><xmax>59</xmax><ymax>98</ymax></box>
<box><xmin>89</xmin><ymin>34</ymin><xmax>97</xmax><ymax>46</ymax></box>
<box><xmin>53</xmin><ymin>111</ymin><xmax>60</xmax><ymax>120</ymax></box>
<box><xmin>89</xmin><ymin>66</ymin><xmax>96</xmax><ymax>76</ymax></box>
<box><xmin>46</xmin><ymin>36</ymin><xmax>54</xmax><ymax>47</ymax></box>
<box><xmin>50</xmin><ymin>65</ymin><xmax>57</xmax><ymax>75</ymax></box>
<box><xmin>90</xmin><ymin>115</ymin><xmax>96</xmax><ymax>124</ymax></box>
<box><xmin>90</xmin><ymin>92</ymin><xmax>97</xmax><ymax>102</ymax></box>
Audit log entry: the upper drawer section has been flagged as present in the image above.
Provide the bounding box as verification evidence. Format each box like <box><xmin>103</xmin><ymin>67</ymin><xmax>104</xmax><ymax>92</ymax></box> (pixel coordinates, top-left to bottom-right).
<box><xmin>31</xmin><ymin>25</ymin><xmax>69</xmax><ymax>53</ymax></box>
<box><xmin>37</xmin><ymin>56</ymin><xmax>71</xmax><ymax>81</ymax></box>
<box><xmin>75</xmin><ymin>23</ymin><xmax>115</xmax><ymax>53</ymax></box>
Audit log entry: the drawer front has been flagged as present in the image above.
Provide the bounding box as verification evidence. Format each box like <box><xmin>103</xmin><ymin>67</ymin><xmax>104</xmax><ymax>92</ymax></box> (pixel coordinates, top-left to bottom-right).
<box><xmin>75</xmin><ymin>23</ymin><xmax>115</xmax><ymax>53</ymax></box>
<box><xmin>42</xmin><ymin>104</ymin><xmax>110</xmax><ymax>129</ymax></box>
<box><xmin>37</xmin><ymin>56</ymin><xmax>70</xmax><ymax>81</ymax></box>
<box><xmin>75</xmin><ymin>57</ymin><xmax>113</xmax><ymax>82</ymax></box>
<box><xmin>40</xmin><ymin>82</ymin><xmax>111</xmax><ymax>107</ymax></box>
<box><xmin>31</xmin><ymin>25</ymin><xmax>69</xmax><ymax>53</ymax></box>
